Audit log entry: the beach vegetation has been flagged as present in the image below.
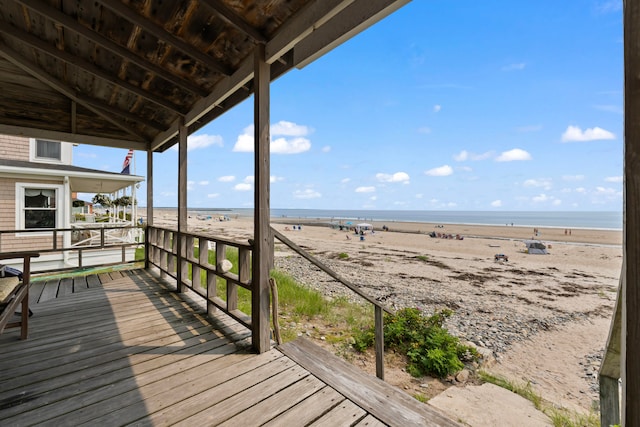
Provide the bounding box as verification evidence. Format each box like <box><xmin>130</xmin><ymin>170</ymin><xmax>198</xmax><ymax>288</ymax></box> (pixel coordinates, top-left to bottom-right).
<box><xmin>338</xmin><ymin>252</ymin><xmax>349</xmax><ymax>259</ymax></box>
<box><xmin>353</xmin><ymin>307</ymin><xmax>479</xmax><ymax>378</ymax></box>
<box><xmin>478</xmin><ymin>371</ymin><xmax>599</xmax><ymax>426</ymax></box>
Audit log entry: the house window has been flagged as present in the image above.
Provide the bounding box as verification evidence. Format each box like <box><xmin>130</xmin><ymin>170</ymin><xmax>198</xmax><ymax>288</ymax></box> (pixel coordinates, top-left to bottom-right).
<box><xmin>35</xmin><ymin>140</ymin><xmax>61</xmax><ymax>161</ymax></box>
<box><xmin>16</xmin><ymin>184</ymin><xmax>63</xmax><ymax>231</ymax></box>
<box><xmin>24</xmin><ymin>189</ymin><xmax>57</xmax><ymax>229</ymax></box>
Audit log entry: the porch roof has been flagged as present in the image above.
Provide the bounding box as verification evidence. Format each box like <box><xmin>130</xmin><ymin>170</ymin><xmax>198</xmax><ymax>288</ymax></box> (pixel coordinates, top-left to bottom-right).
<box><xmin>0</xmin><ymin>158</ymin><xmax>143</xmax><ymax>193</ymax></box>
<box><xmin>0</xmin><ymin>0</ymin><xmax>410</xmax><ymax>152</ymax></box>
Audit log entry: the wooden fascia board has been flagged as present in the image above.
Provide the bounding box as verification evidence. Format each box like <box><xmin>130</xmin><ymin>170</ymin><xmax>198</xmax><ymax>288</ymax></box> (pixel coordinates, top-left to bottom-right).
<box><xmin>97</xmin><ymin>0</ymin><xmax>233</xmax><ymax>76</ymax></box>
<box><xmin>0</xmin><ymin>165</ymin><xmax>144</xmax><ymax>183</ymax></box>
<box><xmin>293</xmin><ymin>0</ymin><xmax>411</xmax><ymax>69</ymax></box>
<box><xmin>15</xmin><ymin>0</ymin><xmax>208</xmax><ymax>97</ymax></box>
<box><xmin>0</xmin><ymin>125</ymin><xmax>148</xmax><ymax>150</ymax></box>
<box><xmin>0</xmin><ymin>41</ymin><xmax>149</xmax><ymax>142</ymax></box>
<box><xmin>266</xmin><ymin>0</ymin><xmax>354</xmax><ymax>65</ymax></box>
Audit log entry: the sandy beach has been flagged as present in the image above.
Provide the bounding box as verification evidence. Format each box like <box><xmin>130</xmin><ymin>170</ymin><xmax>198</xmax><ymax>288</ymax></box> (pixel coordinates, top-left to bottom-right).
<box><xmin>150</xmin><ymin>209</ymin><xmax>622</xmax><ymax>419</ymax></box>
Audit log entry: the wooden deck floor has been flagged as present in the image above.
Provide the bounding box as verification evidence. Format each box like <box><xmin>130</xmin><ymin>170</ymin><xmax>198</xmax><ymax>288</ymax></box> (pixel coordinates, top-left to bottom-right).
<box><xmin>0</xmin><ymin>269</ymin><xmax>458</xmax><ymax>426</ymax></box>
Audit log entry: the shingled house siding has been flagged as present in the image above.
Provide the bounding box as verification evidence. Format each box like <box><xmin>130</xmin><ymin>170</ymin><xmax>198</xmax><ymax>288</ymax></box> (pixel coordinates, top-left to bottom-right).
<box><xmin>0</xmin><ymin>177</ymin><xmax>64</xmax><ymax>252</ymax></box>
<box><xmin>0</xmin><ymin>135</ymin><xmax>29</xmax><ymax>161</ymax></box>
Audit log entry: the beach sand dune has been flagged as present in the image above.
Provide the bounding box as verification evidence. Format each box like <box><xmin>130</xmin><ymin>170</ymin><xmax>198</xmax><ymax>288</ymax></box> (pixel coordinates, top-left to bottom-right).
<box><xmin>150</xmin><ymin>209</ymin><xmax>622</xmax><ymax>418</ymax></box>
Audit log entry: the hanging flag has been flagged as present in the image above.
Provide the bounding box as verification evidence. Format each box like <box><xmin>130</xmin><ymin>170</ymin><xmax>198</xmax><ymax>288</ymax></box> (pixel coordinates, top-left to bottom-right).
<box><xmin>121</xmin><ymin>149</ymin><xmax>133</xmax><ymax>174</ymax></box>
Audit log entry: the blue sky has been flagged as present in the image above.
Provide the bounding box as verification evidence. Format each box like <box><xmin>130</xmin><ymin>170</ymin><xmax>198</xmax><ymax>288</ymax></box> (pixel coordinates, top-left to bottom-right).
<box><xmin>74</xmin><ymin>1</ymin><xmax>623</xmax><ymax>211</ymax></box>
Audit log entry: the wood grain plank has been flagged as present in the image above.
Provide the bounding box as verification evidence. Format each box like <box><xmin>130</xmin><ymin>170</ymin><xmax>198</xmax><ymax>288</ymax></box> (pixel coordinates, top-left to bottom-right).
<box><xmin>308</xmin><ymin>400</ymin><xmax>367</xmax><ymax>427</ymax></box>
<box><xmin>279</xmin><ymin>338</ymin><xmax>459</xmax><ymax>427</ymax></box>
<box><xmin>172</xmin><ymin>364</ymin><xmax>309</xmax><ymax>427</ymax></box>
<box><xmin>355</xmin><ymin>415</ymin><xmax>389</xmax><ymax>427</ymax></box>
<box><xmin>218</xmin><ymin>375</ymin><xmax>326</xmax><ymax>426</ymax></box>
<box><xmin>38</xmin><ymin>279</ymin><xmax>59</xmax><ymax>302</ymax></box>
<box><xmin>28</xmin><ymin>281</ymin><xmax>45</xmax><ymax>305</ymax></box>
<box><xmin>68</xmin><ymin>351</ymin><xmax>288</xmax><ymax>426</ymax></box>
<box><xmin>56</xmin><ymin>277</ymin><xmax>73</xmax><ymax>298</ymax></box>
<box><xmin>73</xmin><ymin>276</ymin><xmax>89</xmax><ymax>292</ymax></box>
<box><xmin>262</xmin><ymin>386</ymin><xmax>345</xmax><ymax>427</ymax></box>
<box><xmin>85</xmin><ymin>274</ymin><xmax>101</xmax><ymax>288</ymax></box>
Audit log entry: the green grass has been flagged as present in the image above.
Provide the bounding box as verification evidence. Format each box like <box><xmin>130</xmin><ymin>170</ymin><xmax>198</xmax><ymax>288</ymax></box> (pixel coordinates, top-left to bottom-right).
<box><xmin>478</xmin><ymin>371</ymin><xmax>542</xmax><ymax>409</ymax></box>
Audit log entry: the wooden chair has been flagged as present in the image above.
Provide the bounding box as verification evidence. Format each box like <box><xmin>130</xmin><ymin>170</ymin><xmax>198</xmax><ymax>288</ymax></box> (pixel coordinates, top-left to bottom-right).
<box><xmin>0</xmin><ymin>252</ymin><xmax>40</xmax><ymax>340</ymax></box>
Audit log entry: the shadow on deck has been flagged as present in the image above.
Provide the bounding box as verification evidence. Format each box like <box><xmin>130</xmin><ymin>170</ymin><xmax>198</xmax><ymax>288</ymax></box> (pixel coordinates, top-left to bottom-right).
<box><xmin>0</xmin><ymin>269</ymin><xmax>458</xmax><ymax>426</ymax></box>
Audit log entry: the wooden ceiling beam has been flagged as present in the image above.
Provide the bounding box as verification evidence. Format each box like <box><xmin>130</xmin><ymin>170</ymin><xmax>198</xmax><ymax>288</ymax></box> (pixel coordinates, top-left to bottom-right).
<box><xmin>0</xmin><ymin>41</ymin><xmax>149</xmax><ymax>142</ymax></box>
<box><xmin>78</xmin><ymin>95</ymin><xmax>167</xmax><ymax>131</ymax></box>
<box><xmin>201</xmin><ymin>0</ymin><xmax>267</xmax><ymax>43</ymax></box>
<box><xmin>97</xmin><ymin>0</ymin><xmax>234</xmax><ymax>76</ymax></box>
<box><xmin>15</xmin><ymin>0</ymin><xmax>209</xmax><ymax>97</ymax></box>
<box><xmin>0</xmin><ymin>24</ymin><xmax>186</xmax><ymax>115</ymax></box>
<box><xmin>0</xmin><ymin>124</ymin><xmax>148</xmax><ymax>149</ymax></box>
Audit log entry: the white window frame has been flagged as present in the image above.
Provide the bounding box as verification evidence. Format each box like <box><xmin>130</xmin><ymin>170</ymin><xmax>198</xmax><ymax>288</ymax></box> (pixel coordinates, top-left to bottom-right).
<box><xmin>29</xmin><ymin>138</ymin><xmax>72</xmax><ymax>164</ymax></box>
<box><xmin>15</xmin><ymin>183</ymin><xmax>64</xmax><ymax>234</ymax></box>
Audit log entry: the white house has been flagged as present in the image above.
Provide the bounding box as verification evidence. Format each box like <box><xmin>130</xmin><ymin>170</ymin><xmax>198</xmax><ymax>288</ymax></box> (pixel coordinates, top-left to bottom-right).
<box><xmin>0</xmin><ymin>134</ymin><xmax>144</xmax><ymax>271</ymax></box>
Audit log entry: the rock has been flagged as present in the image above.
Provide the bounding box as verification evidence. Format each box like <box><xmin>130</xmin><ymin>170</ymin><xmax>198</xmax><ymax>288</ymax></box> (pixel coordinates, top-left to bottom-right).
<box><xmin>456</xmin><ymin>369</ymin><xmax>470</xmax><ymax>383</ymax></box>
<box><xmin>217</xmin><ymin>259</ymin><xmax>233</xmax><ymax>273</ymax></box>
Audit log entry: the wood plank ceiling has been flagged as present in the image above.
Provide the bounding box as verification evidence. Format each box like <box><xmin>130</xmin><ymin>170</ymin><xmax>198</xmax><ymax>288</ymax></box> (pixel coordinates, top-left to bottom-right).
<box><xmin>0</xmin><ymin>0</ymin><xmax>410</xmax><ymax>152</ymax></box>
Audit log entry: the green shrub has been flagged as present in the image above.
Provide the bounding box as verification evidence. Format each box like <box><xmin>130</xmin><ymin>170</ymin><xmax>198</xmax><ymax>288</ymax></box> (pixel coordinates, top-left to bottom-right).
<box><xmin>353</xmin><ymin>307</ymin><xmax>478</xmax><ymax>378</ymax></box>
<box><xmin>338</xmin><ymin>252</ymin><xmax>349</xmax><ymax>259</ymax></box>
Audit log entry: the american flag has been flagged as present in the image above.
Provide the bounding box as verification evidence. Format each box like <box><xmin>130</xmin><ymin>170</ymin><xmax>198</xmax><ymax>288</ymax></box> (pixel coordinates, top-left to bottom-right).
<box><xmin>121</xmin><ymin>149</ymin><xmax>133</xmax><ymax>174</ymax></box>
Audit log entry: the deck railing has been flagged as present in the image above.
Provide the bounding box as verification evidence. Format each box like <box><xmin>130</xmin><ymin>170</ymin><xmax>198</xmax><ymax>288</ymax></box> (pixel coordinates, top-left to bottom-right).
<box><xmin>272</xmin><ymin>228</ymin><xmax>391</xmax><ymax>380</ymax></box>
<box><xmin>0</xmin><ymin>225</ymin><xmax>143</xmax><ymax>272</ymax></box>
<box><xmin>146</xmin><ymin>226</ymin><xmax>254</xmax><ymax>329</ymax></box>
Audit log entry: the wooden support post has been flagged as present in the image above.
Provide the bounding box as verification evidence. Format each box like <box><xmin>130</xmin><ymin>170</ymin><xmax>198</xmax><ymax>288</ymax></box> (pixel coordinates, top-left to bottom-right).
<box><xmin>375</xmin><ymin>305</ymin><xmax>384</xmax><ymax>380</ymax></box>
<box><xmin>145</xmin><ymin>149</ymin><xmax>153</xmax><ymax>269</ymax></box>
<box><xmin>176</xmin><ymin>118</ymin><xmax>188</xmax><ymax>292</ymax></box>
<box><xmin>600</xmin><ymin>375</ymin><xmax>620</xmax><ymax>427</ymax></box>
<box><xmin>252</xmin><ymin>43</ymin><xmax>271</xmax><ymax>353</ymax></box>
<box><xmin>624</xmin><ymin>2</ymin><xmax>640</xmax><ymax>422</ymax></box>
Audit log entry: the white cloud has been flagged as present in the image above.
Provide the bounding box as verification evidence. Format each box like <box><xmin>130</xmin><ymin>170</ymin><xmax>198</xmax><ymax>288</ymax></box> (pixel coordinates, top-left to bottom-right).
<box><xmin>370</xmin><ymin>196</ymin><xmax>378</xmax><ymax>201</ymax></box>
<box><xmin>552</xmin><ymin>199</ymin><xmax>562</xmax><ymax>206</ymax></box>
<box><xmin>341</xmin><ymin>178</ymin><xmax>351</xmax><ymax>184</ymax></box>
<box><xmin>561</xmin><ymin>125</ymin><xmax>615</xmax><ymax>142</ymax></box>
<box><xmin>605</xmin><ymin>176</ymin><xmax>623</xmax><ymax>183</ymax></box>
<box><xmin>491</xmin><ymin>200</ymin><xmax>502</xmax><ymax>207</ymax></box>
<box><xmin>523</xmin><ymin>178</ymin><xmax>552</xmax><ymax>190</ymax></box>
<box><xmin>502</xmin><ymin>63</ymin><xmax>526</xmax><ymax>71</ymax></box>
<box><xmin>270</xmin><ymin>176</ymin><xmax>284</xmax><ymax>183</ymax></box>
<box><xmin>415</xmin><ymin>193</ymin><xmax>423</xmax><ymax>199</ymax></box>
<box><xmin>218</xmin><ymin>175</ymin><xmax>235</xmax><ymax>182</ymax></box>
<box><xmin>532</xmin><ymin>193</ymin><xmax>549</xmax><ymax>203</ymax></box>
<box><xmin>355</xmin><ymin>186</ymin><xmax>376</xmax><ymax>193</ymax></box>
<box><xmin>495</xmin><ymin>148</ymin><xmax>532</xmax><ymax>162</ymax></box>
<box><xmin>243</xmin><ymin>176</ymin><xmax>255</xmax><ymax>184</ymax></box>
<box><xmin>198</xmin><ymin>180</ymin><xmax>209</xmax><ymax>186</ymax></box>
<box><xmin>596</xmin><ymin>0</ymin><xmax>622</xmax><ymax>13</ymax></box>
<box><xmin>271</xmin><ymin>137</ymin><xmax>311</xmax><ymax>154</ymax></box>
<box><xmin>562</xmin><ymin>175</ymin><xmax>585</xmax><ymax>182</ymax></box>
<box><xmin>234</xmin><ymin>183</ymin><xmax>252</xmax><ymax>191</ymax></box>
<box><xmin>576</xmin><ymin>187</ymin><xmax>587</xmax><ymax>194</ymax></box>
<box><xmin>418</xmin><ymin>127</ymin><xmax>432</xmax><ymax>134</ymax></box>
<box><xmin>171</xmin><ymin>134</ymin><xmax>224</xmax><ymax>151</ymax></box>
<box><xmin>77</xmin><ymin>152</ymin><xmax>97</xmax><ymax>158</ymax></box>
<box><xmin>433</xmin><ymin>105</ymin><xmax>441</xmax><ymax>113</ymax></box>
<box><xmin>293</xmin><ymin>189</ymin><xmax>321</xmax><ymax>199</ymax></box>
<box><xmin>322</xmin><ymin>146</ymin><xmax>331</xmax><ymax>153</ymax></box>
<box><xmin>207</xmin><ymin>193</ymin><xmax>219</xmax><ymax>198</ymax></box>
<box><xmin>454</xmin><ymin>150</ymin><xmax>493</xmax><ymax>162</ymax></box>
<box><xmin>376</xmin><ymin>172</ymin><xmax>410</xmax><ymax>184</ymax></box>
<box><xmin>187</xmin><ymin>180</ymin><xmax>195</xmax><ymax>191</ymax></box>
<box><xmin>271</xmin><ymin>120</ymin><xmax>311</xmax><ymax>136</ymax></box>
<box><xmin>425</xmin><ymin>165</ymin><xmax>453</xmax><ymax>176</ymax></box>
<box><xmin>233</xmin><ymin>121</ymin><xmax>312</xmax><ymax>154</ymax></box>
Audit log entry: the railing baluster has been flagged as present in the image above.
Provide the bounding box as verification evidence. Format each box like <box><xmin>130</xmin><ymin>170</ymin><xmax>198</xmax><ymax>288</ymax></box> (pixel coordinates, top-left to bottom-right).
<box><xmin>375</xmin><ymin>305</ymin><xmax>384</xmax><ymax>380</ymax></box>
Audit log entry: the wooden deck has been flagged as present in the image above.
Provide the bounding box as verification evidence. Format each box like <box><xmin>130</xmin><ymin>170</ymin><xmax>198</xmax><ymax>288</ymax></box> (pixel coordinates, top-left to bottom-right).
<box><xmin>0</xmin><ymin>269</ymin><xmax>458</xmax><ymax>426</ymax></box>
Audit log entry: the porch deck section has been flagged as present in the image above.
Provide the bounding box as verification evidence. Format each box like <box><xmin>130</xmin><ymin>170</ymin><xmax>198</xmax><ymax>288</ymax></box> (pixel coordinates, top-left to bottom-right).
<box><xmin>0</xmin><ymin>269</ymin><xmax>457</xmax><ymax>426</ymax></box>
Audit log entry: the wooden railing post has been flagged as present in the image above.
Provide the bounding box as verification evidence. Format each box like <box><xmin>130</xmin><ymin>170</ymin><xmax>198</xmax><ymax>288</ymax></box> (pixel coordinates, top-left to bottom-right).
<box><xmin>375</xmin><ymin>305</ymin><xmax>384</xmax><ymax>380</ymax></box>
<box><xmin>144</xmin><ymin>225</ymin><xmax>150</xmax><ymax>269</ymax></box>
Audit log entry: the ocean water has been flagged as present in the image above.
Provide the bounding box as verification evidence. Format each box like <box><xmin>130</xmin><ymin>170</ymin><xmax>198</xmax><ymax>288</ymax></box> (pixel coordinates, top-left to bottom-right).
<box><xmin>184</xmin><ymin>208</ymin><xmax>623</xmax><ymax>231</ymax></box>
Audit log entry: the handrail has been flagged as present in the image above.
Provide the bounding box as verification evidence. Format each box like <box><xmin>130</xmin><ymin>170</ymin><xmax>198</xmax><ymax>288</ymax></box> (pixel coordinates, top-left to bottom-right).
<box><xmin>0</xmin><ymin>226</ymin><xmax>142</xmax><ymax>272</ymax></box>
<box><xmin>272</xmin><ymin>227</ymin><xmax>391</xmax><ymax>380</ymax></box>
